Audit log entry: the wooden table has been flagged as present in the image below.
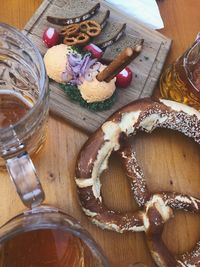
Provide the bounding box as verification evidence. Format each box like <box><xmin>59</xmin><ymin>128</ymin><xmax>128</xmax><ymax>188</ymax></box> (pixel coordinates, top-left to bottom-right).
<box><xmin>0</xmin><ymin>1</ymin><xmax>200</xmax><ymax>266</ymax></box>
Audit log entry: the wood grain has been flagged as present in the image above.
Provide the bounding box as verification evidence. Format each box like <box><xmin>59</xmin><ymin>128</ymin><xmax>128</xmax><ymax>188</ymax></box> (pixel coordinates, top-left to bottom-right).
<box><xmin>23</xmin><ymin>0</ymin><xmax>171</xmax><ymax>132</ymax></box>
<box><xmin>0</xmin><ymin>1</ymin><xmax>200</xmax><ymax>267</ymax></box>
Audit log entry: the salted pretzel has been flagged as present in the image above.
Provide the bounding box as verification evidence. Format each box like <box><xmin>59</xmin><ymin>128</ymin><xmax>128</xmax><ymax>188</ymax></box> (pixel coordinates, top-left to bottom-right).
<box><xmin>79</xmin><ymin>20</ymin><xmax>101</xmax><ymax>37</ymax></box>
<box><xmin>75</xmin><ymin>98</ymin><xmax>200</xmax><ymax>267</ymax></box>
<box><xmin>60</xmin><ymin>24</ymin><xmax>80</xmax><ymax>37</ymax></box>
<box><xmin>63</xmin><ymin>32</ymin><xmax>89</xmax><ymax>46</ymax></box>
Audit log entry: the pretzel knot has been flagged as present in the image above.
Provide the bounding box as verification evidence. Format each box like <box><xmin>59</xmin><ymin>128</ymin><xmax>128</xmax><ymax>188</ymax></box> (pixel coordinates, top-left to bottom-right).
<box><xmin>60</xmin><ymin>20</ymin><xmax>101</xmax><ymax>46</ymax></box>
<box><xmin>63</xmin><ymin>32</ymin><xmax>89</xmax><ymax>46</ymax></box>
<box><xmin>60</xmin><ymin>24</ymin><xmax>80</xmax><ymax>37</ymax></box>
<box><xmin>79</xmin><ymin>20</ymin><xmax>101</xmax><ymax>37</ymax></box>
<box><xmin>75</xmin><ymin>98</ymin><xmax>200</xmax><ymax>267</ymax></box>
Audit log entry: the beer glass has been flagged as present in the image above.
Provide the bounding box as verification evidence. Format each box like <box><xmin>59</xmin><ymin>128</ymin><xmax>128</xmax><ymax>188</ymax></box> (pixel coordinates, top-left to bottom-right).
<box><xmin>160</xmin><ymin>36</ymin><xmax>200</xmax><ymax>110</ymax></box>
<box><xmin>0</xmin><ymin>206</ymin><xmax>109</xmax><ymax>267</ymax></box>
<box><xmin>0</xmin><ymin>23</ymin><xmax>49</xmax><ymax>207</ymax></box>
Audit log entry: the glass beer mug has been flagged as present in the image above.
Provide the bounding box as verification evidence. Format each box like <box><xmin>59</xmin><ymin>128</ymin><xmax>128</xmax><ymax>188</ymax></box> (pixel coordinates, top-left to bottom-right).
<box><xmin>0</xmin><ymin>206</ymin><xmax>109</xmax><ymax>267</ymax></box>
<box><xmin>160</xmin><ymin>35</ymin><xmax>200</xmax><ymax>110</ymax></box>
<box><xmin>0</xmin><ymin>23</ymin><xmax>110</xmax><ymax>267</ymax></box>
<box><xmin>0</xmin><ymin>23</ymin><xmax>49</xmax><ymax>207</ymax></box>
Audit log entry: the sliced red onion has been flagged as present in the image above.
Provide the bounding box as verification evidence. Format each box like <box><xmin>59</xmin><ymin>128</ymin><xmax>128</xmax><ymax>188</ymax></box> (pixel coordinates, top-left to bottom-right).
<box><xmin>85</xmin><ymin>72</ymin><xmax>93</xmax><ymax>81</ymax></box>
<box><xmin>63</xmin><ymin>51</ymin><xmax>101</xmax><ymax>85</ymax></box>
<box><xmin>81</xmin><ymin>56</ymin><xmax>91</xmax><ymax>75</ymax></box>
<box><xmin>90</xmin><ymin>61</ymin><xmax>101</xmax><ymax>72</ymax></box>
<box><xmin>72</xmin><ymin>64</ymin><xmax>82</xmax><ymax>74</ymax></box>
<box><xmin>82</xmin><ymin>59</ymin><xmax>98</xmax><ymax>79</ymax></box>
<box><xmin>68</xmin><ymin>53</ymin><xmax>82</xmax><ymax>66</ymax></box>
<box><xmin>85</xmin><ymin>58</ymin><xmax>97</xmax><ymax>71</ymax></box>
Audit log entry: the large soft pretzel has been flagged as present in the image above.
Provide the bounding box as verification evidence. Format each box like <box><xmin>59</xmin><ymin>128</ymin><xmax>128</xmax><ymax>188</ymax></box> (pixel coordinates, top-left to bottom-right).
<box><xmin>75</xmin><ymin>98</ymin><xmax>200</xmax><ymax>267</ymax></box>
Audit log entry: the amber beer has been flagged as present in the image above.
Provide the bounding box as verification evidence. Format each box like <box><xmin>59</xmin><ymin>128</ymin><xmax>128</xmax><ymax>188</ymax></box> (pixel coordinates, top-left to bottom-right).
<box><xmin>0</xmin><ymin>23</ymin><xmax>49</xmax><ymax>207</ymax></box>
<box><xmin>0</xmin><ymin>92</ymin><xmax>31</xmax><ymax>128</ymax></box>
<box><xmin>0</xmin><ymin>208</ymin><xmax>108</xmax><ymax>267</ymax></box>
<box><xmin>0</xmin><ymin>22</ymin><xmax>49</xmax><ymax>162</ymax></box>
<box><xmin>160</xmin><ymin>39</ymin><xmax>200</xmax><ymax>110</ymax></box>
<box><xmin>0</xmin><ymin>229</ymin><xmax>94</xmax><ymax>267</ymax></box>
<box><xmin>0</xmin><ymin>90</ymin><xmax>47</xmax><ymax>164</ymax></box>
<box><xmin>0</xmin><ymin>91</ymin><xmax>47</xmax><ymax>162</ymax></box>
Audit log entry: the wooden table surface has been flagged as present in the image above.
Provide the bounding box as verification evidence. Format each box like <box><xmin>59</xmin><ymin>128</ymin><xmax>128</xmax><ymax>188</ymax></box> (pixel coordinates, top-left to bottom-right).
<box><xmin>0</xmin><ymin>1</ymin><xmax>200</xmax><ymax>266</ymax></box>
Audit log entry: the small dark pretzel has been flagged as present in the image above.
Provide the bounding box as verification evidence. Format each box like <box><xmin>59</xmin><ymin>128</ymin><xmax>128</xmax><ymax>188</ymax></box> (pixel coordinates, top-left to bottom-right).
<box><xmin>60</xmin><ymin>24</ymin><xmax>80</xmax><ymax>37</ymax></box>
<box><xmin>80</xmin><ymin>20</ymin><xmax>101</xmax><ymax>37</ymax></box>
<box><xmin>76</xmin><ymin>33</ymin><xmax>90</xmax><ymax>45</ymax></box>
<box><xmin>63</xmin><ymin>32</ymin><xmax>89</xmax><ymax>46</ymax></box>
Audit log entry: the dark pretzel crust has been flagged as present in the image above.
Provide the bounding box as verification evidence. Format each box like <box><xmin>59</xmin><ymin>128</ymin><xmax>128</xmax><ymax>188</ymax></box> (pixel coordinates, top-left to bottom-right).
<box><xmin>60</xmin><ymin>24</ymin><xmax>80</xmax><ymax>37</ymax></box>
<box><xmin>80</xmin><ymin>20</ymin><xmax>101</xmax><ymax>37</ymax></box>
<box><xmin>75</xmin><ymin>98</ymin><xmax>200</xmax><ymax>267</ymax></box>
<box><xmin>63</xmin><ymin>32</ymin><xmax>90</xmax><ymax>46</ymax></box>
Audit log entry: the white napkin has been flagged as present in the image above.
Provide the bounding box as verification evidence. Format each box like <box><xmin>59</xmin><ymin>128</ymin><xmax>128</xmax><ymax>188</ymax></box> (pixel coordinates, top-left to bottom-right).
<box><xmin>105</xmin><ymin>0</ymin><xmax>164</xmax><ymax>30</ymax></box>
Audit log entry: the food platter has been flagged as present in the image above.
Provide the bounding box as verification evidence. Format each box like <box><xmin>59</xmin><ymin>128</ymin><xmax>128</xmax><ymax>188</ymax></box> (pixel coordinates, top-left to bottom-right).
<box><xmin>23</xmin><ymin>0</ymin><xmax>171</xmax><ymax>133</ymax></box>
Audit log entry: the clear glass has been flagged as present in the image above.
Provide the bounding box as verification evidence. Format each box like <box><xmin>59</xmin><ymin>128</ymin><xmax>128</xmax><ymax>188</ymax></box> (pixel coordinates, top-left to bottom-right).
<box><xmin>0</xmin><ymin>23</ymin><xmax>49</xmax><ymax>207</ymax></box>
<box><xmin>0</xmin><ymin>206</ymin><xmax>109</xmax><ymax>267</ymax></box>
<box><xmin>159</xmin><ymin>37</ymin><xmax>200</xmax><ymax>110</ymax></box>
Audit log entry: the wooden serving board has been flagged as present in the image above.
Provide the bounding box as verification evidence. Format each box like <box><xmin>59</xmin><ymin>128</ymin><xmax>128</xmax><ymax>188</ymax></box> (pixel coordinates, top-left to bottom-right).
<box><xmin>23</xmin><ymin>0</ymin><xmax>172</xmax><ymax>133</ymax></box>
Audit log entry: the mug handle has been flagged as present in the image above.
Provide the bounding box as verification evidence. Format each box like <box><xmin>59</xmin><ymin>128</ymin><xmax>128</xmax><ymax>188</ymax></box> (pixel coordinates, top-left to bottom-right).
<box><xmin>5</xmin><ymin>151</ymin><xmax>45</xmax><ymax>208</ymax></box>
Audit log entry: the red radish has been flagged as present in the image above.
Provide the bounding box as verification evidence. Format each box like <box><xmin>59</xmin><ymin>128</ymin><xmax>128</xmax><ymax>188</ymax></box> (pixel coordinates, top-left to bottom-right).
<box><xmin>83</xmin><ymin>43</ymin><xmax>103</xmax><ymax>59</ymax></box>
<box><xmin>115</xmin><ymin>67</ymin><xmax>133</xmax><ymax>88</ymax></box>
<box><xmin>43</xmin><ymin>27</ymin><xmax>60</xmax><ymax>48</ymax></box>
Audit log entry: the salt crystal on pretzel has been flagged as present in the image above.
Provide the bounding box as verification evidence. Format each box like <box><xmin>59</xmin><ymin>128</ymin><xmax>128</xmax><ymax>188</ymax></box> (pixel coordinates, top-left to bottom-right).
<box><xmin>75</xmin><ymin>98</ymin><xmax>200</xmax><ymax>267</ymax></box>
